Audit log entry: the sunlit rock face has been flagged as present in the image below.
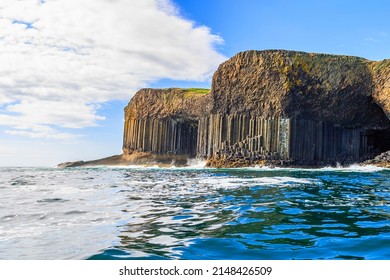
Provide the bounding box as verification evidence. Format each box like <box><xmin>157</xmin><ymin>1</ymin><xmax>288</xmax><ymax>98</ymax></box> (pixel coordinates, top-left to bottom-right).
<box><xmin>123</xmin><ymin>88</ymin><xmax>211</xmax><ymax>157</ymax></box>
<box><xmin>371</xmin><ymin>59</ymin><xmax>390</xmax><ymax>120</ymax></box>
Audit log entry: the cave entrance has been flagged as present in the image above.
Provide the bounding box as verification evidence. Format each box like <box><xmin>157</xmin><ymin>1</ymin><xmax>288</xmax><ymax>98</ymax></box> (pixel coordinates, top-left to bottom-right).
<box><xmin>362</xmin><ymin>129</ymin><xmax>390</xmax><ymax>156</ymax></box>
<box><xmin>171</xmin><ymin>118</ymin><xmax>199</xmax><ymax>157</ymax></box>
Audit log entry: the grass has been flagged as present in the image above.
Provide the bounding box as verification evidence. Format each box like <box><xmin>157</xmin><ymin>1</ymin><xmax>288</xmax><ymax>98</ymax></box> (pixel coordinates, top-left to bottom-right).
<box><xmin>183</xmin><ymin>88</ymin><xmax>210</xmax><ymax>94</ymax></box>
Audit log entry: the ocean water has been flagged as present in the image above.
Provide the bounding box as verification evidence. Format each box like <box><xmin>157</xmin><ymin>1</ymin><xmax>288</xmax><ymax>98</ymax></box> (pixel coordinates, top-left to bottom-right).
<box><xmin>0</xmin><ymin>164</ymin><xmax>389</xmax><ymax>260</ymax></box>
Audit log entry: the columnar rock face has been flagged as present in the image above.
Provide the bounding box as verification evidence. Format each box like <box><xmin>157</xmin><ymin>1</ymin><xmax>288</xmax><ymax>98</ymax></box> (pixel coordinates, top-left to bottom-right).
<box><xmin>122</xmin><ymin>50</ymin><xmax>390</xmax><ymax>167</ymax></box>
<box><xmin>197</xmin><ymin>114</ymin><xmax>290</xmax><ymax>160</ymax></box>
<box><xmin>123</xmin><ymin>88</ymin><xmax>210</xmax><ymax>157</ymax></box>
<box><xmin>210</xmin><ymin>50</ymin><xmax>389</xmax><ymax>126</ymax></box>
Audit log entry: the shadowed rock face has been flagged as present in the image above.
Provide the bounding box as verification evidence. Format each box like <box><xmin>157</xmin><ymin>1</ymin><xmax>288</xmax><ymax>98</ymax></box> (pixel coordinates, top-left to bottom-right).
<box><xmin>211</xmin><ymin>50</ymin><xmax>390</xmax><ymax>128</ymax></box>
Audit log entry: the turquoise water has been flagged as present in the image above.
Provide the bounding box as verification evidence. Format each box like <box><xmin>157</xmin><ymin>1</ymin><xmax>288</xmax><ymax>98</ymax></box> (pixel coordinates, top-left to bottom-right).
<box><xmin>0</xmin><ymin>165</ymin><xmax>389</xmax><ymax>259</ymax></box>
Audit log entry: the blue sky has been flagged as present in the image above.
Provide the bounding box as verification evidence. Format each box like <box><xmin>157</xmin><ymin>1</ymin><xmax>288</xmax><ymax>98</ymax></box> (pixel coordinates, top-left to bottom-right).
<box><xmin>0</xmin><ymin>0</ymin><xmax>389</xmax><ymax>166</ymax></box>
<box><xmin>175</xmin><ymin>0</ymin><xmax>390</xmax><ymax>60</ymax></box>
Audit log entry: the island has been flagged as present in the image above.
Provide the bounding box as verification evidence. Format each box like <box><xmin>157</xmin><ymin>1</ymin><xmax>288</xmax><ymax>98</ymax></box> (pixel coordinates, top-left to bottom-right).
<box><xmin>58</xmin><ymin>50</ymin><xmax>390</xmax><ymax>168</ymax></box>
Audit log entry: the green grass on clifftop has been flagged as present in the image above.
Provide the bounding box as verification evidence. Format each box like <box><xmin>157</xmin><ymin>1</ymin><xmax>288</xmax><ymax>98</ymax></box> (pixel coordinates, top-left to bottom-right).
<box><xmin>183</xmin><ymin>88</ymin><xmax>210</xmax><ymax>94</ymax></box>
<box><xmin>182</xmin><ymin>88</ymin><xmax>210</xmax><ymax>99</ymax></box>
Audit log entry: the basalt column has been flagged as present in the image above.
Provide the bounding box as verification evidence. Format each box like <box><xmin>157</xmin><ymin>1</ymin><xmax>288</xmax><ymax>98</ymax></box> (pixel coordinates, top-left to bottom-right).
<box><xmin>121</xmin><ymin>50</ymin><xmax>390</xmax><ymax>167</ymax></box>
<box><xmin>122</xmin><ymin>88</ymin><xmax>211</xmax><ymax>158</ymax></box>
<box><xmin>123</xmin><ymin>117</ymin><xmax>198</xmax><ymax>156</ymax></box>
<box><xmin>289</xmin><ymin>118</ymin><xmax>390</xmax><ymax>165</ymax></box>
<box><xmin>206</xmin><ymin>50</ymin><xmax>390</xmax><ymax>166</ymax></box>
<box><xmin>197</xmin><ymin>114</ymin><xmax>291</xmax><ymax>160</ymax></box>
<box><xmin>197</xmin><ymin>114</ymin><xmax>390</xmax><ymax>165</ymax></box>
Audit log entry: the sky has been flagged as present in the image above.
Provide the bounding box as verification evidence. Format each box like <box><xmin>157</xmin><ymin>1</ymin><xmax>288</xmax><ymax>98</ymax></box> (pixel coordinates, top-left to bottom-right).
<box><xmin>0</xmin><ymin>0</ymin><xmax>389</xmax><ymax>166</ymax></box>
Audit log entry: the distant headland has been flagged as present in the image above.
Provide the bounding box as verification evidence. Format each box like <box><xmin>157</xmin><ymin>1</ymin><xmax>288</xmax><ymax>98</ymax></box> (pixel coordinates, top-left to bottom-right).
<box><xmin>58</xmin><ymin>50</ymin><xmax>390</xmax><ymax>168</ymax></box>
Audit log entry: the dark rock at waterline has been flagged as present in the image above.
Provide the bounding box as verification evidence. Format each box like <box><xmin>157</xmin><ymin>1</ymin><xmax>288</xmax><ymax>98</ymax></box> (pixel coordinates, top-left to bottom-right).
<box><xmin>57</xmin><ymin>161</ymin><xmax>86</xmax><ymax>168</ymax></box>
<box><xmin>364</xmin><ymin>150</ymin><xmax>390</xmax><ymax>168</ymax></box>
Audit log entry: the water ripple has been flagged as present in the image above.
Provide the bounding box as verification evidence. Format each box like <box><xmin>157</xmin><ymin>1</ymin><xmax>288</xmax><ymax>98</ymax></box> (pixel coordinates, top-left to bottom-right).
<box><xmin>0</xmin><ymin>167</ymin><xmax>389</xmax><ymax>259</ymax></box>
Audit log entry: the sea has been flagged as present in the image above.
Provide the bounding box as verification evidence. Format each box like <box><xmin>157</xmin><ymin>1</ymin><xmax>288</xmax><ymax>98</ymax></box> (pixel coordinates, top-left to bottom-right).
<box><xmin>0</xmin><ymin>162</ymin><xmax>389</xmax><ymax>260</ymax></box>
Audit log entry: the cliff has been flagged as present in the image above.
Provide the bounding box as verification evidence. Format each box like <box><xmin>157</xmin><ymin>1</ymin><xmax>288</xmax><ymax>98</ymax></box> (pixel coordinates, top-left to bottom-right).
<box><xmin>123</xmin><ymin>50</ymin><xmax>390</xmax><ymax>167</ymax></box>
<box><xmin>122</xmin><ymin>88</ymin><xmax>211</xmax><ymax>164</ymax></box>
<box><xmin>58</xmin><ymin>50</ymin><xmax>390</xmax><ymax>168</ymax></box>
<box><xmin>200</xmin><ymin>50</ymin><xmax>390</xmax><ymax>166</ymax></box>
<box><xmin>211</xmin><ymin>50</ymin><xmax>389</xmax><ymax>127</ymax></box>
<box><xmin>124</xmin><ymin>88</ymin><xmax>211</xmax><ymax>120</ymax></box>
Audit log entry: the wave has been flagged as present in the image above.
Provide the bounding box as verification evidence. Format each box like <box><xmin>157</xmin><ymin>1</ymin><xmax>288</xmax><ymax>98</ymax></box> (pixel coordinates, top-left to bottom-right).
<box><xmin>70</xmin><ymin>162</ymin><xmax>387</xmax><ymax>173</ymax></box>
<box><xmin>296</xmin><ymin>164</ymin><xmax>387</xmax><ymax>173</ymax></box>
<box><xmin>316</xmin><ymin>164</ymin><xmax>386</xmax><ymax>172</ymax></box>
<box><xmin>198</xmin><ymin>176</ymin><xmax>317</xmax><ymax>188</ymax></box>
<box><xmin>75</xmin><ymin>158</ymin><xmax>208</xmax><ymax>170</ymax></box>
<box><xmin>244</xmin><ymin>164</ymin><xmax>386</xmax><ymax>173</ymax></box>
<box><xmin>184</xmin><ymin>158</ymin><xmax>207</xmax><ymax>168</ymax></box>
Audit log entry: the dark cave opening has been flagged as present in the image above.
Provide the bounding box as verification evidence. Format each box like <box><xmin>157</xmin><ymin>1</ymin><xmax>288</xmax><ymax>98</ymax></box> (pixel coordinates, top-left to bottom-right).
<box><xmin>364</xmin><ymin>129</ymin><xmax>390</xmax><ymax>155</ymax></box>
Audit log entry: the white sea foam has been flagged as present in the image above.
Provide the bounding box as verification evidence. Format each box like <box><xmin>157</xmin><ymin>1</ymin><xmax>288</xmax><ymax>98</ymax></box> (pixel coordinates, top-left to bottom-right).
<box><xmin>252</xmin><ymin>165</ymin><xmax>284</xmax><ymax>170</ymax></box>
<box><xmin>243</xmin><ymin>164</ymin><xmax>387</xmax><ymax>173</ymax></box>
<box><xmin>198</xmin><ymin>176</ymin><xmax>316</xmax><ymax>189</ymax></box>
<box><xmin>167</xmin><ymin>159</ymin><xmax>207</xmax><ymax>170</ymax></box>
<box><xmin>184</xmin><ymin>158</ymin><xmax>207</xmax><ymax>168</ymax></box>
<box><xmin>76</xmin><ymin>161</ymin><xmax>387</xmax><ymax>173</ymax></box>
<box><xmin>317</xmin><ymin>164</ymin><xmax>386</xmax><ymax>172</ymax></box>
<box><xmin>80</xmin><ymin>158</ymin><xmax>207</xmax><ymax>170</ymax></box>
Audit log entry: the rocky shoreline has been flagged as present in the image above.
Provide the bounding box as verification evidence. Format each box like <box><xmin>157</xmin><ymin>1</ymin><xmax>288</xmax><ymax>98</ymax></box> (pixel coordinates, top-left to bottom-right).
<box><xmin>363</xmin><ymin>150</ymin><xmax>390</xmax><ymax>168</ymax></box>
<box><xmin>57</xmin><ymin>152</ymin><xmax>191</xmax><ymax>168</ymax></box>
<box><xmin>58</xmin><ymin>151</ymin><xmax>390</xmax><ymax>169</ymax></box>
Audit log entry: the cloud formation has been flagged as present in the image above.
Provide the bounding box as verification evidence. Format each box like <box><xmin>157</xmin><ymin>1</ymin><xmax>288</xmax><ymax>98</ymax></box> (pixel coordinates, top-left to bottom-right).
<box><xmin>0</xmin><ymin>0</ymin><xmax>225</xmax><ymax>138</ymax></box>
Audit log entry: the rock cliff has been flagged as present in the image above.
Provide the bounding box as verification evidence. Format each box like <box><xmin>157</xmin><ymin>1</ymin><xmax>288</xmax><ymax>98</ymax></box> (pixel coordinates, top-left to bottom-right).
<box><xmin>122</xmin><ymin>88</ymin><xmax>211</xmax><ymax>163</ymax></box>
<box><xmin>199</xmin><ymin>50</ymin><xmax>390</xmax><ymax>166</ymax></box>
<box><xmin>211</xmin><ymin>50</ymin><xmax>389</xmax><ymax>127</ymax></box>
<box><xmin>58</xmin><ymin>50</ymin><xmax>390</xmax><ymax>168</ymax></box>
<box><xmin>122</xmin><ymin>50</ymin><xmax>390</xmax><ymax>167</ymax></box>
<box><xmin>124</xmin><ymin>88</ymin><xmax>211</xmax><ymax>120</ymax></box>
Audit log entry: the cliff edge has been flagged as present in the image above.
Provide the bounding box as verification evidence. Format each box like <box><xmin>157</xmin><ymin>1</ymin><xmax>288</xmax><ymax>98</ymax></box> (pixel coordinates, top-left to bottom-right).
<box><xmin>124</xmin><ymin>88</ymin><xmax>211</xmax><ymax>120</ymax></box>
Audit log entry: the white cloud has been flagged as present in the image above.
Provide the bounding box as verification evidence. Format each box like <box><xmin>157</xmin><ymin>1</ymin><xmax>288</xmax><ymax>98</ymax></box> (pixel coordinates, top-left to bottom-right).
<box><xmin>5</xmin><ymin>129</ymin><xmax>76</xmax><ymax>140</ymax></box>
<box><xmin>3</xmin><ymin>100</ymin><xmax>104</xmax><ymax>128</ymax></box>
<box><xmin>0</xmin><ymin>0</ymin><xmax>225</xmax><ymax>138</ymax></box>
